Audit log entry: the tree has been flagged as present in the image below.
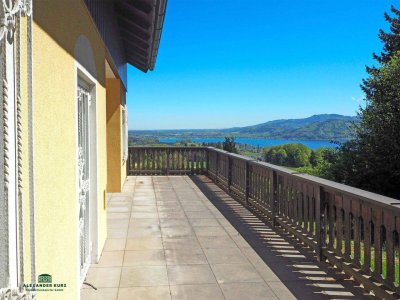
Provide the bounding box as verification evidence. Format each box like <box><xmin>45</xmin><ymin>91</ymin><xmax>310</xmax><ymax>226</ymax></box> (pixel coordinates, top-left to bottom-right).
<box><xmin>265</xmin><ymin>148</ymin><xmax>288</xmax><ymax>165</ymax></box>
<box><xmin>309</xmin><ymin>150</ymin><xmax>319</xmax><ymax>167</ymax></box>
<box><xmin>373</xmin><ymin>5</ymin><xmax>400</xmax><ymax>64</ymax></box>
<box><xmin>263</xmin><ymin>144</ymin><xmax>311</xmax><ymax>168</ymax></box>
<box><xmin>283</xmin><ymin>144</ymin><xmax>311</xmax><ymax>167</ymax></box>
<box><xmin>223</xmin><ymin>136</ymin><xmax>238</xmax><ymax>153</ymax></box>
<box><xmin>334</xmin><ymin>6</ymin><xmax>400</xmax><ymax>198</ymax></box>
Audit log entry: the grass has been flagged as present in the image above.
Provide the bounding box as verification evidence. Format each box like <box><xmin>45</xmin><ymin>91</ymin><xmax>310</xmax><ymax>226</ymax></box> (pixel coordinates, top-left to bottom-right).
<box><xmin>301</xmin><ymin>220</ymin><xmax>400</xmax><ymax>285</ymax></box>
<box><xmin>331</xmin><ymin>239</ymin><xmax>400</xmax><ymax>285</ymax></box>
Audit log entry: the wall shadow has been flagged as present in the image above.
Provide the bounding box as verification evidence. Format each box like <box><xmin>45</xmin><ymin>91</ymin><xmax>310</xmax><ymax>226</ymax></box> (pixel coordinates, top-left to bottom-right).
<box><xmin>34</xmin><ymin>0</ymin><xmax>106</xmax><ymax>87</ymax></box>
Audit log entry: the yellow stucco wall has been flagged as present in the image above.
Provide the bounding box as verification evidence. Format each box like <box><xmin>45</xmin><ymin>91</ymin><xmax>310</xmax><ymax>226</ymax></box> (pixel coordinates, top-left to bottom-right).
<box><xmin>96</xmin><ymin>81</ymin><xmax>108</xmax><ymax>266</ymax></box>
<box><xmin>30</xmin><ymin>0</ymin><xmax>108</xmax><ymax>298</ymax></box>
<box><xmin>106</xmin><ymin>79</ymin><xmax>126</xmax><ymax>192</ymax></box>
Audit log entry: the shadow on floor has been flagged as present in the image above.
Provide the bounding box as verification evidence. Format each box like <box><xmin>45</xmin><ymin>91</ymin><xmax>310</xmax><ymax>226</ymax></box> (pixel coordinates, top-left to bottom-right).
<box><xmin>191</xmin><ymin>175</ymin><xmax>376</xmax><ymax>300</ymax></box>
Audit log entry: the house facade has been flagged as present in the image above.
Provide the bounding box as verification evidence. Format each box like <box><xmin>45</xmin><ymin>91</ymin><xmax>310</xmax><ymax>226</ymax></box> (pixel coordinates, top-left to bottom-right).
<box><xmin>0</xmin><ymin>0</ymin><xmax>167</xmax><ymax>299</ymax></box>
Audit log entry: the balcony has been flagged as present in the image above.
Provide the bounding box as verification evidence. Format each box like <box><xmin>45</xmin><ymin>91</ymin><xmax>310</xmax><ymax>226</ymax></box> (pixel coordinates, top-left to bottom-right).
<box><xmin>81</xmin><ymin>146</ymin><xmax>400</xmax><ymax>299</ymax></box>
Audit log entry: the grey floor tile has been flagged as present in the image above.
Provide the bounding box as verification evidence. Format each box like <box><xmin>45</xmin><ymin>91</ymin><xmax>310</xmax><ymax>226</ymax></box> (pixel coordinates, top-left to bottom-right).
<box><xmin>161</xmin><ymin>226</ymin><xmax>194</xmax><ymax>238</ymax></box>
<box><xmin>165</xmin><ymin>248</ymin><xmax>208</xmax><ymax>265</ymax></box>
<box><xmin>127</xmin><ymin>227</ymin><xmax>161</xmax><ymax>238</ymax></box>
<box><xmin>92</xmin><ymin>251</ymin><xmax>124</xmax><ymax>267</ymax></box>
<box><xmin>185</xmin><ymin>211</ymin><xmax>215</xmax><ymax>219</ymax></box>
<box><xmin>159</xmin><ymin>219</ymin><xmax>190</xmax><ymax>228</ymax></box>
<box><xmin>189</xmin><ymin>218</ymin><xmax>221</xmax><ymax>227</ymax></box>
<box><xmin>132</xmin><ymin>199</ymin><xmax>157</xmax><ymax>205</ymax></box>
<box><xmin>81</xmin><ymin>288</ymin><xmax>118</xmax><ymax>300</ymax></box>
<box><xmin>197</xmin><ymin>236</ymin><xmax>238</xmax><ymax>249</ymax></box>
<box><xmin>107</xmin><ymin>219</ymin><xmax>130</xmax><ymax>229</ymax></box>
<box><xmin>85</xmin><ymin>267</ymin><xmax>121</xmax><ymax>288</ymax></box>
<box><xmin>157</xmin><ymin>206</ymin><xmax>184</xmax><ymax>213</ymax></box>
<box><xmin>230</xmin><ymin>234</ymin><xmax>253</xmax><ymax>249</ymax></box>
<box><xmin>108</xmin><ymin>228</ymin><xmax>128</xmax><ymax>238</ymax></box>
<box><xmin>163</xmin><ymin>237</ymin><xmax>202</xmax><ymax>250</ymax></box>
<box><xmin>167</xmin><ymin>265</ymin><xmax>216</xmax><ymax>285</ymax></box>
<box><xmin>157</xmin><ymin>201</ymin><xmax>180</xmax><ymax>206</ymax></box>
<box><xmin>203</xmin><ymin>248</ymin><xmax>248</xmax><ymax>264</ymax></box>
<box><xmin>193</xmin><ymin>226</ymin><xmax>229</xmax><ymax>237</ymax></box>
<box><xmin>104</xmin><ymin>239</ymin><xmax>126</xmax><ymax>251</ymax></box>
<box><xmin>170</xmin><ymin>284</ymin><xmax>224</xmax><ymax>300</ymax></box>
<box><xmin>108</xmin><ymin>213</ymin><xmax>130</xmax><ymax>220</ymax></box>
<box><xmin>210</xmin><ymin>263</ymin><xmax>264</xmax><ymax>284</ymax></box>
<box><xmin>125</xmin><ymin>237</ymin><xmax>163</xmax><ymax>250</ymax></box>
<box><xmin>129</xmin><ymin>219</ymin><xmax>160</xmax><ymax>227</ymax></box>
<box><xmin>123</xmin><ymin>250</ymin><xmax>166</xmax><ymax>266</ymax></box>
<box><xmin>118</xmin><ymin>286</ymin><xmax>171</xmax><ymax>300</ymax></box>
<box><xmin>158</xmin><ymin>211</ymin><xmax>187</xmax><ymax>219</ymax></box>
<box><xmin>131</xmin><ymin>206</ymin><xmax>158</xmax><ymax>213</ymax></box>
<box><xmin>108</xmin><ymin>206</ymin><xmax>130</xmax><ymax>213</ymax></box>
<box><xmin>131</xmin><ymin>212</ymin><xmax>159</xmax><ymax>219</ymax></box>
<box><xmin>120</xmin><ymin>266</ymin><xmax>169</xmax><ymax>287</ymax></box>
<box><xmin>220</xmin><ymin>282</ymin><xmax>279</xmax><ymax>300</ymax></box>
<box><xmin>182</xmin><ymin>206</ymin><xmax>209</xmax><ymax>212</ymax></box>
<box><xmin>266</xmin><ymin>281</ymin><xmax>297</xmax><ymax>300</ymax></box>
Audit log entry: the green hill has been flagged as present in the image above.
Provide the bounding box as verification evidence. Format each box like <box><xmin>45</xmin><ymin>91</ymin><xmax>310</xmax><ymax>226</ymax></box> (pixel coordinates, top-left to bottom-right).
<box><xmin>223</xmin><ymin>114</ymin><xmax>357</xmax><ymax>140</ymax></box>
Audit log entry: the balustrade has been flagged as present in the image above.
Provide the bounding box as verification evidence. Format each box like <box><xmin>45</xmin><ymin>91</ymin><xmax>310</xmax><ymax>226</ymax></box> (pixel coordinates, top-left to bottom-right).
<box><xmin>127</xmin><ymin>146</ymin><xmax>400</xmax><ymax>298</ymax></box>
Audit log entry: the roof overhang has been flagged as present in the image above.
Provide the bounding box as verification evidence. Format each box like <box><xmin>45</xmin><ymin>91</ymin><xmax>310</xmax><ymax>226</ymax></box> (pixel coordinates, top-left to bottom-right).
<box><xmin>115</xmin><ymin>0</ymin><xmax>167</xmax><ymax>73</ymax></box>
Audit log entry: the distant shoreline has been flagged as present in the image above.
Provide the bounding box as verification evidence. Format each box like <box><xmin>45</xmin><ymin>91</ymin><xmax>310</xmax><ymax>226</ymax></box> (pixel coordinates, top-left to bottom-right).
<box><xmin>158</xmin><ymin>137</ymin><xmax>338</xmax><ymax>150</ymax></box>
<box><xmin>134</xmin><ymin>135</ymin><xmax>347</xmax><ymax>142</ymax></box>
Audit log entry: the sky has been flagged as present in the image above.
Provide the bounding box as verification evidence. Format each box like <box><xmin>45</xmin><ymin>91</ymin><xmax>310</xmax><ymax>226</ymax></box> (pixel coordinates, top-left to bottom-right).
<box><xmin>127</xmin><ymin>0</ymin><xmax>394</xmax><ymax>130</ymax></box>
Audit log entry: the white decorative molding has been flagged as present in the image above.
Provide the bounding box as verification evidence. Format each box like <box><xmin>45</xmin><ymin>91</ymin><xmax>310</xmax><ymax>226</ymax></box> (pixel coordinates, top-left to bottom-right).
<box><xmin>15</xmin><ymin>13</ymin><xmax>24</xmax><ymax>287</ymax></box>
<box><xmin>2</xmin><ymin>81</ymin><xmax>9</xmax><ymax>191</ymax></box>
<box><xmin>26</xmin><ymin>2</ymin><xmax>35</xmax><ymax>283</ymax></box>
<box><xmin>20</xmin><ymin>0</ymin><xmax>32</xmax><ymax>17</ymax></box>
<box><xmin>0</xmin><ymin>0</ymin><xmax>32</xmax><ymax>43</ymax></box>
<box><xmin>78</xmin><ymin>147</ymin><xmax>89</xmax><ymax>205</ymax></box>
<box><xmin>0</xmin><ymin>287</ymin><xmax>36</xmax><ymax>300</ymax></box>
<box><xmin>0</xmin><ymin>0</ymin><xmax>32</xmax><ymax>291</ymax></box>
<box><xmin>1</xmin><ymin>64</ymin><xmax>10</xmax><ymax>289</ymax></box>
<box><xmin>122</xmin><ymin>106</ymin><xmax>128</xmax><ymax>164</ymax></box>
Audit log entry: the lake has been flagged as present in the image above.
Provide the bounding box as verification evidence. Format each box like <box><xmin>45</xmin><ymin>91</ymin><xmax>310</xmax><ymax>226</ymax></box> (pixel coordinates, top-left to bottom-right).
<box><xmin>159</xmin><ymin>137</ymin><xmax>337</xmax><ymax>150</ymax></box>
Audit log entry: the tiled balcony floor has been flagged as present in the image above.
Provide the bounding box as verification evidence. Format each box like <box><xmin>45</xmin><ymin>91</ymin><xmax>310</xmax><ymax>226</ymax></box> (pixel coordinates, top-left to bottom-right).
<box><xmin>81</xmin><ymin>176</ymin><xmax>374</xmax><ymax>300</ymax></box>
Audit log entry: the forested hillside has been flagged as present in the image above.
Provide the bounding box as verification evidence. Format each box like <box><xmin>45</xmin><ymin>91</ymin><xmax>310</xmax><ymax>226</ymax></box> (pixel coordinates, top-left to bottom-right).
<box><xmin>131</xmin><ymin>114</ymin><xmax>357</xmax><ymax>141</ymax></box>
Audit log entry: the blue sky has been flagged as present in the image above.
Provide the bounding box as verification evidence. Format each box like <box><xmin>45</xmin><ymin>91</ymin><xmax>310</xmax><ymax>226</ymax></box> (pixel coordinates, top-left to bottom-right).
<box><xmin>127</xmin><ymin>0</ymin><xmax>393</xmax><ymax>130</ymax></box>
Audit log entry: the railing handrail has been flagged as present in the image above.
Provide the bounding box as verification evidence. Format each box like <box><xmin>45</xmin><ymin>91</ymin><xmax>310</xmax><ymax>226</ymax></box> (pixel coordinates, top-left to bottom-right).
<box><xmin>207</xmin><ymin>147</ymin><xmax>256</xmax><ymax>162</ymax></box>
<box><xmin>204</xmin><ymin>146</ymin><xmax>400</xmax><ymax>204</ymax></box>
<box><xmin>128</xmin><ymin>145</ymin><xmax>400</xmax><ymax>205</ymax></box>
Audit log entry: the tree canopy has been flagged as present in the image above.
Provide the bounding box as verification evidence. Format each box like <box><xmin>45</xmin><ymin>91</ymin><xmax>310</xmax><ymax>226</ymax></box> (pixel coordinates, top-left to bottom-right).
<box><xmin>264</xmin><ymin>144</ymin><xmax>312</xmax><ymax>168</ymax></box>
<box><xmin>333</xmin><ymin>5</ymin><xmax>400</xmax><ymax>198</ymax></box>
<box><xmin>223</xmin><ymin>136</ymin><xmax>238</xmax><ymax>153</ymax></box>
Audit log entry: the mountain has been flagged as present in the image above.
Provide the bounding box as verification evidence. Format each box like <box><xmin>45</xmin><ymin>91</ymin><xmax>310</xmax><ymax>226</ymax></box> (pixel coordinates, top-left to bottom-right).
<box><xmin>131</xmin><ymin>114</ymin><xmax>358</xmax><ymax>141</ymax></box>
<box><xmin>222</xmin><ymin>114</ymin><xmax>358</xmax><ymax>140</ymax></box>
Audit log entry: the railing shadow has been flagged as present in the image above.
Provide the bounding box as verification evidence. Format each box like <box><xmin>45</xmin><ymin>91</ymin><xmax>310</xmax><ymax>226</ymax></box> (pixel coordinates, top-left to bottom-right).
<box><xmin>190</xmin><ymin>175</ymin><xmax>375</xmax><ymax>300</ymax></box>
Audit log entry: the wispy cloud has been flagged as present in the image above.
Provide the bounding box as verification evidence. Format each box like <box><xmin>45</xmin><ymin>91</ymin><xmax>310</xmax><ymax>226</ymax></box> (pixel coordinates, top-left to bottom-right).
<box><xmin>351</xmin><ymin>95</ymin><xmax>364</xmax><ymax>104</ymax></box>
